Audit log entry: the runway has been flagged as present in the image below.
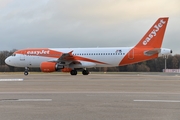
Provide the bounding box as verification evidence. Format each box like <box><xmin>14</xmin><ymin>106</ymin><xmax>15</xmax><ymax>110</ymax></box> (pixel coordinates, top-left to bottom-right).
<box><xmin>0</xmin><ymin>72</ymin><xmax>180</xmax><ymax>120</ymax></box>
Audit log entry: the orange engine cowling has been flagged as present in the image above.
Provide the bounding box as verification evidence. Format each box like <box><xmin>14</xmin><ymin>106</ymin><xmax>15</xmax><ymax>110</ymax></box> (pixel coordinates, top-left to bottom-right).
<box><xmin>61</xmin><ymin>68</ymin><xmax>72</xmax><ymax>72</ymax></box>
<box><xmin>40</xmin><ymin>62</ymin><xmax>58</xmax><ymax>72</ymax></box>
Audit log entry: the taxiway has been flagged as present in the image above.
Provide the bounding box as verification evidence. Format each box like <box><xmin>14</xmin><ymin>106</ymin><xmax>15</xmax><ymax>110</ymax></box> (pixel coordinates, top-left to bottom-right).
<box><xmin>0</xmin><ymin>72</ymin><xmax>180</xmax><ymax>120</ymax></box>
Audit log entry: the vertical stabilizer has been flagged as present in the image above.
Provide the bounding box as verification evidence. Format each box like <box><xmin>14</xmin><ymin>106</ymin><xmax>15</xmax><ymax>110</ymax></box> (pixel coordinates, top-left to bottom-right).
<box><xmin>119</xmin><ymin>17</ymin><xmax>169</xmax><ymax>66</ymax></box>
<box><xmin>135</xmin><ymin>17</ymin><xmax>168</xmax><ymax>48</ymax></box>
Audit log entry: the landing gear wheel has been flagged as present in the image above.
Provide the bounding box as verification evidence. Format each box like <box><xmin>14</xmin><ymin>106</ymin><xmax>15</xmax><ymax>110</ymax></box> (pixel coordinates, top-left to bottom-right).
<box><xmin>70</xmin><ymin>70</ymin><xmax>77</xmax><ymax>75</ymax></box>
<box><xmin>82</xmin><ymin>70</ymin><xmax>89</xmax><ymax>75</ymax></box>
<box><xmin>24</xmin><ymin>71</ymin><xmax>28</xmax><ymax>76</ymax></box>
<box><xmin>24</xmin><ymin>67</ymin><xmax>29</xmax><ymax>76</ymax></box>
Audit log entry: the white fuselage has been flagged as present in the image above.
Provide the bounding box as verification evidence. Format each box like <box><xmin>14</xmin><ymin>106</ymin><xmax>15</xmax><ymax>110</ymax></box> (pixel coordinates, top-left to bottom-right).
<box><xmin>5</xmin><ymin>47</ymin><xmax>131</xmax><ymax>68</ymax></box>
<box><xmin>5</xmin><ymin>47</ymin><xmax>172</xmax><ymax>69</ymax></box>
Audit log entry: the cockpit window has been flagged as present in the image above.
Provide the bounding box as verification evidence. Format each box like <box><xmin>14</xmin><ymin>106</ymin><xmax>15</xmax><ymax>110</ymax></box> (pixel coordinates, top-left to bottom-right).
<box><xmin>11</xmin><ymin>54</ymin><xmax>16</xmax><ymax>56</ymax></box>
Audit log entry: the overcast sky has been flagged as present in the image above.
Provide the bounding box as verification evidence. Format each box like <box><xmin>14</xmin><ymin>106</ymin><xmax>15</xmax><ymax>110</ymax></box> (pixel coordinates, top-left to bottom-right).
<box><xmin>0</xmin><ymin>0</ymin><xmax>180</xmax><ymax>54</ymax></box>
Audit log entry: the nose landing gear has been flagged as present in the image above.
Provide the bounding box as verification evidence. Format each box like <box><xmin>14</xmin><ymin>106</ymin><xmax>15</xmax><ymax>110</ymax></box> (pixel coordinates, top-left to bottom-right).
<box><xmin>24</xmin><ymin>67</ymin><xmax>29</xmax><ymax>76</ymax></box>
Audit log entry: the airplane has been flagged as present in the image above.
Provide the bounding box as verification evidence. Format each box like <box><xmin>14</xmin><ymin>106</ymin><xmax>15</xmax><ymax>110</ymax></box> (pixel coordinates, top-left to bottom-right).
<box><xmin>5</xmin><ymin>17</ymin><xmax>172</xmax><ymax>75</ymax></box>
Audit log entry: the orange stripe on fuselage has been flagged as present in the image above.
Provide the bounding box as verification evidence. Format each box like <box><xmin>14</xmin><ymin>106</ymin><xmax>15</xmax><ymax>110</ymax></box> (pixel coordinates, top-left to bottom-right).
<box><xmin>64</xmin><ymin>56</ymin><xmax>108</xmax><ymax>65</ymax></box>
<box><xmin>119</xmin><ymin>47</ymin><xmax>158</xmax><ymax>66</ymax></box>
<box><xmin>15</xmin><ymin>48</ymin><xmax>63</xmax><ymax>58</ymax></box>
<box><xmin>15</xmin><ymin>48</ymin><xmax>108</xmax><ymax>65</ymax></box>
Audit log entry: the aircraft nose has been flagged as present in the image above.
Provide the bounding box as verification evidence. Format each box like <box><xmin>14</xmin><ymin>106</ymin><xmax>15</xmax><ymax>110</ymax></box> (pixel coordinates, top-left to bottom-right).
<box><xmin>5</xmin><ymin>57</ymin><xmax>11</xmax><ymax>65</ymax></box>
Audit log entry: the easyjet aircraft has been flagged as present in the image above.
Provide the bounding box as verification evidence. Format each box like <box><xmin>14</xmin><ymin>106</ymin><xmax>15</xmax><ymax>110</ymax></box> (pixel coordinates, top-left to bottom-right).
<box><xmin>5</xmin><ymin>17</ymin><xmax>172</xmax><ymax>75</ymax></box>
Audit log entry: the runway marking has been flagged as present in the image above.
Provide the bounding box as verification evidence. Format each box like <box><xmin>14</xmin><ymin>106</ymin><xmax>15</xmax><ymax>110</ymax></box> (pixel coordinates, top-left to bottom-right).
<box><xmin>0</xmin><ymin>99</ymin><xmax>52</xmax><ymax>102</ymax></box>
<box><xmin>134</xmin><ymin>100</ymin><xmax>180</xmax><ymax>103</ymax></box>
<box><xmin>0</xmin><ymin>79</ymin><xmax>23</xmax><ymax>81</ymax></box>
<box><xmin>1</xmin><ymin>92</ymin><xmax>180</xmax><ymax>94</ymax></box>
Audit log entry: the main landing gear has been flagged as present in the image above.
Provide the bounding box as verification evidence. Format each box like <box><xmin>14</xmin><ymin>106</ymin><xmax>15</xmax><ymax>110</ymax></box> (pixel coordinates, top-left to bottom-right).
<box><xmin>70</xmin><ymin>69</ymin><xmax>89</xmax><ymax>75</ymax></box>
<box><xmin>82</xmin><ymin>70</ymin><xmax>89</xmax><ymax>75</ymax></box>
<box><xmin>24</xmin><ymin>67</ymin><xmax>29</xmax><ymax>76</ymax></box>
<box><xmin>70</xmin><ymin>70</ymin><xmax>77</xmax><ymax>75</ymax></box>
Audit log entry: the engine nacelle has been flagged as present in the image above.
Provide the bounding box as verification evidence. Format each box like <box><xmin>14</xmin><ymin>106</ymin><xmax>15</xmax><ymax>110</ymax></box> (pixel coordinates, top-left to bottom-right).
<box><xmin>61</xmin><ymin>68</ymin><xmax>72</xmax><ymax>72</ymax></box>
<box><xmin>40</xmin><ymin>62</ymin><xmax>60</xmax><ymax>72</ymax></box>
<box><xmin>158</xmin><ymin>48</ymin><xmax>172</xmax><ymax>57</ymax></box>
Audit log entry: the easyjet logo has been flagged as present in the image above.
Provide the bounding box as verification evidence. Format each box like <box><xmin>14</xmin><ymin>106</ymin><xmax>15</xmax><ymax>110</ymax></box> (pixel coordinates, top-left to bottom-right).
<box><xmin>27</xmin><ymin>50</ymin><xmax>50</xmax><ymax>55</ymax></box>
<box><xmin>143</xmin><ymin>19</ymin><xmax>166</xmax><ymax>45</ymax></box>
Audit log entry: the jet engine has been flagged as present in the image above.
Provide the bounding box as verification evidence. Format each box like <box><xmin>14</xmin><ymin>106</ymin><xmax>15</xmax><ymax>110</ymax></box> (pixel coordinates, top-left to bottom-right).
<box><xmin>40</xmin><ymin>62</ymin><xmax>63</xmax><ymax>72</ymax></box>
<box><xmin>158</xmin><ymin>48</ymin><xmax>173</xmax><ymax>57</ymax></box>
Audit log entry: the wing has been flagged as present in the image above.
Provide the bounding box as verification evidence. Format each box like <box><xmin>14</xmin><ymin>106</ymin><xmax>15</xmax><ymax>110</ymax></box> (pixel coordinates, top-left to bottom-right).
<box><xmin>58</xmin><ymin>51</ymin><xmax>73</xmax><ymax>61</ymax></box>
<box><xmin>48</xmin><ymin>50</ymin><xmax>108</xmax><ymax>68</ymax></box>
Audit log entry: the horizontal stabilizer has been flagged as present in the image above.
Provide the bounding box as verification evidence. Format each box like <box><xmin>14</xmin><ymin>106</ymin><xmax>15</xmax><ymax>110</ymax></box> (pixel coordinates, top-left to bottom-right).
<box><xmin>144</xmin><ymin>48</ymin><xmax>161</xmax><ymax>56</ymax></box>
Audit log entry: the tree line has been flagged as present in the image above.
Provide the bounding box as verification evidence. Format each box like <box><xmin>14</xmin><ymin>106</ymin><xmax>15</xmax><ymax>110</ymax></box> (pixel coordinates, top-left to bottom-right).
<box><xmin>0</xmin><ymin>50</ymin><xmax>179</xmax><ymax>72</ymax></box>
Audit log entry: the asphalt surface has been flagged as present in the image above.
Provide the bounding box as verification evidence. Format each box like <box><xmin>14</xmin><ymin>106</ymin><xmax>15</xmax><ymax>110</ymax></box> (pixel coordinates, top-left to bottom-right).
<box><xmin>0</xmin><ymin>72</ymin><xmax>180</xmax><ymax>120</ymax></box>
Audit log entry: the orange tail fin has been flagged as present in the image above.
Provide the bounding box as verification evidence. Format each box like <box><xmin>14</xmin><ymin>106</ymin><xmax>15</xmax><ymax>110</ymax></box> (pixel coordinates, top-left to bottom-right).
<box><xmin>135</xmin><ymin>17</ymin><xmax>168</xmax><ymax>48</ymax></box>
<box><xmin>119</xmin><ymin>17</ymin><xmax>169</xmax><ymax>66</ymax></box>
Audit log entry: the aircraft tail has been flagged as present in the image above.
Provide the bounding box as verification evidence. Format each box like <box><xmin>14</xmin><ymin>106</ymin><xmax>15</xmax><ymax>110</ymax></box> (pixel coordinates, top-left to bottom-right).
<box><xmin>119</xmin><ymin>17</ymin><xmax>170</xmax><ymax>66</ymax></box>
<box><xmin>135</xmin><ymin>17</ymin><xmax>168</xmax><ymax>48</ymax></box>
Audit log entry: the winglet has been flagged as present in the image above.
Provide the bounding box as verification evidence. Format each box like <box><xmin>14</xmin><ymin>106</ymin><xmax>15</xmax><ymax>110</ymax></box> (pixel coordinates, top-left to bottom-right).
<box><xmin>68</xmin><ymin>50</ymin><xmax>74</xmax><ymax>56</ymax></box>
<box><xmin>135</xmin><ymin>17</ymin><xmax>169</xmax><ymax>48</ymax></box>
